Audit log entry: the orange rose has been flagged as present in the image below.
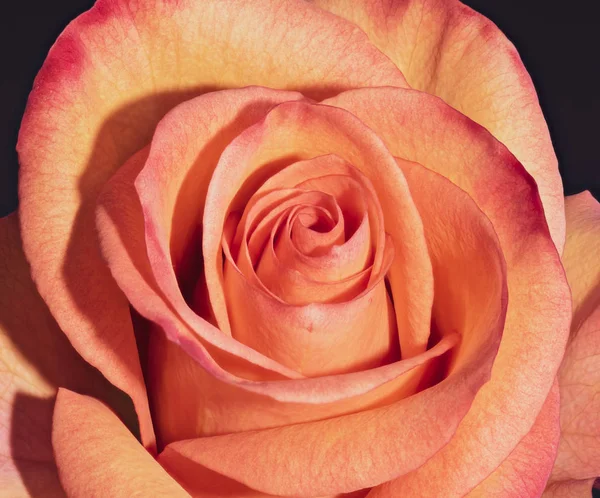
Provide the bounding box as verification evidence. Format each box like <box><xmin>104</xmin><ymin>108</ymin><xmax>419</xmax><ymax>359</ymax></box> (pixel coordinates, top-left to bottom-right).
<box><xmin>1</xmin><ymin>1</ymin><xmax>598</xmax><ymax>497</ymax></box>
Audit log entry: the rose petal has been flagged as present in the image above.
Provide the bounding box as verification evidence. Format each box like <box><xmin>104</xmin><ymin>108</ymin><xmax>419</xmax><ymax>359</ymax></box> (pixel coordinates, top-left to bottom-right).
<box><xmin>52</xmin><ymin>389</ymin><xmax>189</xmax><ymax>498</ymax></box>
<box><xmin>203</xmin><ymin>100</ymin><xmax>434</xmax><ymax>359</ymax></box>
<box><xmin>236</xmin><ymin>189</ymin><xmax>348</xmax><ymax>282</ymax></box>
<box><xmin>551</xmin><ymin>192</ymin><xmax>600</xmax><ymax>480</ymax></box>
<box><xmin>0</xmin><ymin>214</ymin><xmax>135</xmax><ymax>496</ymax></box>
<box><xmin>158</xmin><ymin>362</ymin><xmax>485</xmax><ymax>497</ymax></box>
<box><xmin>149</xmin><ymin>323</ymin><xmax>457</xmax><ymax>443</ymax></box>
<box><xmin>236</xmin><ymin>154</ymin><xmax>382</xmax><ymax>287</ymax></box>
<box><xmin>326</xmin><ymin>87</ymin><xmax>570</xmax><ymax>495</ymax></box>
<box><xmin>248</xmin><ymin>191</ymin><xmax>373</xmax><ymax>305</ymax></box>
<box><xmin>552</xmin><ymin>305</ymin><xmax>600</xmax><ymax>481</ymax></box>
<box><xmin>163</xmin><ymin>449</ymin><xmax>369</xmax><ymax>498</ymax></box>
<box><xmin>463</xmin><ymin>380</ymin><xmax>560</xmax><ymax>498</ymax></box>
<box><xmin>550</xmin><ymin>192</ymin><xmax>600</xmax><ymax>482</ymax></box>
<box><xmin>138</xmin><ymin>87</ymin><xmax>316</xmax><ymax>376</ymax></box>
<box><xmin>155</xmin><ymin>152</ymin><xmax>506</xmax><ymax>496</ymax></box>
<box><xmin>96</xmin><ymin>131</ymin><xmax>456</xmax><ymax>446</ymax></box>
<box><xmin>224</xmin><ymin>243</ymin><xmax>397</xmax><ymax>376</ymax></box>
<box><xmin>313</xmin><ymin>0</ymin><xmax>565</xmax><ymax>251</ymax></box>
<box><xmin>17</xmin><ymin>0</ymin><xmax>408</xmax><ymax>449</ymax></box>
<box><xmin>561</xmin><ymin>192</ymin><xmax>600</xmax><ymax>329</ymax></box>
<box><xmin>543</xmin><ymin>479</ymin><xmax>596</xmax><ymax>498</ymax></box>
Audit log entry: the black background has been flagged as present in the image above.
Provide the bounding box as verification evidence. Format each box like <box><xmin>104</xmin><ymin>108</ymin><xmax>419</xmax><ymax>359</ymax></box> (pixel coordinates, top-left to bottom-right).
<box><xmin>0</xmin><ymin>1</ymin><xmax>598</xmax><ymax>494</ymax></box>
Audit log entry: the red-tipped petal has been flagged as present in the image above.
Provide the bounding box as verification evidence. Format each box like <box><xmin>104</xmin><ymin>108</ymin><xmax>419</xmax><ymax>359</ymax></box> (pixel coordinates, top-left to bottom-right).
<box><xmin>314</xmin><ymin>0</ymin><xmax>564</xmax><ymax>251</ymax></box>
<box><xmin>327</xmin><ymin>87</ymin><xmax>570</xmax><ymax>496</ymax></box>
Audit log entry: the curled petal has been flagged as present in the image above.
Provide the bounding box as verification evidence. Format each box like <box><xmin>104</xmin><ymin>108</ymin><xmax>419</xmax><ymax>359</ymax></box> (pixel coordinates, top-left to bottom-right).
<box><xmin>158</xmin><ymin>363</ymin><xmax>486</xmax><ymax>497</ymax></box>
<box><xmin>149</xmin><ymin>324</ymin><xmax>457</xmax><ymax>444</ymax></box>
<box><xmin>203</xmin><ymin>100</ymin><xmax>434</xmax><ymax>359</ymax></box>
<box><xmin>236</xmin><ymin>154</ymin><xmax>383</xmax><ymax>286</ymax></box>
<box><xmin>551</xmin><ymin>192</ymin><xmax>600</xmax><ymax>482</ymax></box>
<box><xmin>327</xmin><ymin>86</ymin><xmax>570</xmax><ymax>496</ymax></box>
<box><xmin>133</xmin><ymin>87</ymin><xmax>308</xmax><ymax>378</ymax></box>
<box><xmin>314</xmin><ymin>0</ymin><xmax>564</xmax><ymax>251</ymax></box>
<box><xmin>52</xmin><ymin>389</ymin><xmax>189</xmax><ymax>498</ymax></box>
<box><xmin>223</xmin><ymin>245</ymin><xmax>397</xmax><ymax>376</ymax></box>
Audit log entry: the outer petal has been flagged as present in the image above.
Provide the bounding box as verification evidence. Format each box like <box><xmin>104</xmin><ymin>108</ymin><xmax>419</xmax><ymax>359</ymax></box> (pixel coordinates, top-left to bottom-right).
<box><xmin>552</xmin><ymin>303</ymin><xmax>600</xmax><ymax>482</ymax></box>
<box><xmin>0</xmin><ymin>214</ymin><xmax>134</xmax><ymax>497</ymax></box>
<box><xmin>52</xmin><ymin>389</ymin><xmax>189</xmax><ymax>498</ymax></box>
<box><xmin>17</xmin><ymin>0</ymin><xmax>407</xmax><ymax>448</ymax></box>
<box><xmin>542</xmin><ymin>479</ymin><xmax>595</xmax><ymax>498</ymax></box>
<box><xmin>561</xmin><ymin>192</ymin><xmax>600</xmax><ymax>329</ymax></box>
<box><xmin>327</xmin><ymin>87</ymin><xmax>571</xmax><ymax>496</ymax></box>
<box><xmin>550</xmin><ymin>192</ymin><xmax>600</xmax><ymax>482</ymax></box>
<box><xmin>313</xmin><ymin>0</ymin><xmax>565</xmax><ymax>251</ymax></box>
<box><xmin>465</xmin><ymin>380</ymin><xmax>560</xmax><ymax>498</ymax></box>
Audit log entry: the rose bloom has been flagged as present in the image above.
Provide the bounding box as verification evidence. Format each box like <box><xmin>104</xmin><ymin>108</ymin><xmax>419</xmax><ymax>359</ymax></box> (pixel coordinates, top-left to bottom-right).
<box><xmin>1</xmin><ymin>0</ymin><xmax>599</xmax><ymax>497</ymax></box>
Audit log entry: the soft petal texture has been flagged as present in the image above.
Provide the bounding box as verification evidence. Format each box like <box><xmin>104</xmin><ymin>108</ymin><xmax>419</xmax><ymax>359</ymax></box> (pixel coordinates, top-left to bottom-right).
<box><xmin>52</xmin><ymin>389</ymin><xmax>189</xmax><ymax>498</ymax></box>
<box><xmin>202</xmin><ymin>99</ymin><xmax>434</xmax><ymax>359</ymax></box>
<box><xmin>542</xmin><ymin>479</ymin><xmax>596</xmax><ymax>498</ymax></box>
<box><xmin>0</xmin><ymin>214</ymin><xmax>134</xmax><ymax>497</ymax></box>
<box><xmin>155</xmin><ymin>151</ymin><xmax>506</xmax><ymax>496</ymax></box>
<box><xmin>550</xmin><ymin>192</ymin><xmax>600</xmax><ymax>482</ymax></box>
<box><xmin>158</xmin><ymin>368</ymin><xmax>485</xmax><ymax>497</ymax></box>
<box><xmin>17</xmin><ymin>0</ymin><xmax>407</xmax><ymax>448</ymax></box>
<box><xmin>553</xmin><ymin>306</ymin><xmax>600</xmax><ymax>481</ymax></box>
<box><xmin>327</xmin><ymin>87</ymin><xmax>570</xmax><ymax>496</ymax></box>
<box><xmin>465</xmin><ymin>380</ymin><xmax>560</xmax><ymax>498</ymax></box>
<box><xmin>313</xmin><ymin>0</ymin><xmax>565</xmax><ymax>251</ymax></box>
<box><xmin>148</xmin><ymin>326</ymin><xmax>457</xmax><ymax>444</ymax></box>
<box><xmin>96</xmin><ymin>119</ymin><xmax>457</xmax><ymax>447</ymax></box>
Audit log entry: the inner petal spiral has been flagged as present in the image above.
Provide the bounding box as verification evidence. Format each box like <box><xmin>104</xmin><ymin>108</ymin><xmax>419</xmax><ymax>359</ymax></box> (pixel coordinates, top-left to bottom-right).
<box><xmin>221</xmin><ymin>154</ymin><xmax>398</xmax><ymax>376</ymax></box>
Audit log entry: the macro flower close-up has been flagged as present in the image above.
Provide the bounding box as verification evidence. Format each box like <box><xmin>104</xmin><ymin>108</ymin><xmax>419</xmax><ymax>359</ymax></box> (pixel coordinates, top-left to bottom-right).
<box><xmin>0</xmin><ymin>0</ymin><xmax>598</xmax><ymax>497</ymax></box>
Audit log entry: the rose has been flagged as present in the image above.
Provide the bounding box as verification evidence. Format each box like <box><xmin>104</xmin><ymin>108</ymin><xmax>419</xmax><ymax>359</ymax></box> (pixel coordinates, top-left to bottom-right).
<box><xmin>1</xmin><ymin>1</ymin><xmax>598</xmax><ymax>497</ymax></box>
